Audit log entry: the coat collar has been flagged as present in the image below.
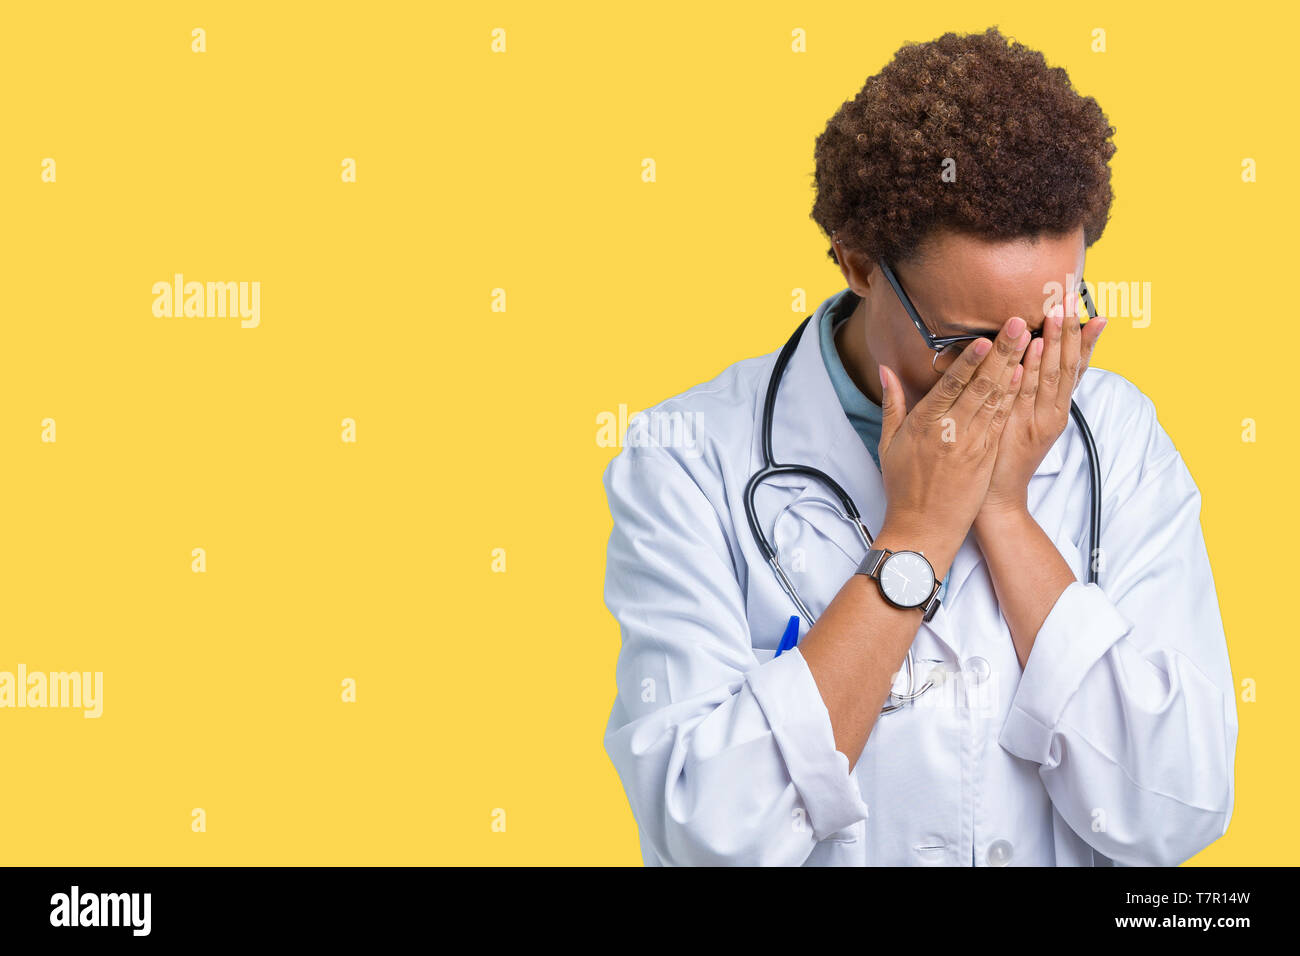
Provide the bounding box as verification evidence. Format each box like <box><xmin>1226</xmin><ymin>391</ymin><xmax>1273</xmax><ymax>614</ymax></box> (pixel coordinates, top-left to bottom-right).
<box><xmin>756</xmin><ymin>290</ymin><xmax>1066</xmax><ymax>651</ymax></box>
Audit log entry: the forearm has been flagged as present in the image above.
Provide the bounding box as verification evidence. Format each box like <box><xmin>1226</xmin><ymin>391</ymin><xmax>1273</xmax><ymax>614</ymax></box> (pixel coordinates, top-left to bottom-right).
<box><xmin>799</xmin><ymin>520</ymin><xmax>960</xmax><ymax>770</ymax></box>
<box><xmin>972</xmin><ymin>508</ymin><xmax>1076</xmax><ymax>669</ymax></box>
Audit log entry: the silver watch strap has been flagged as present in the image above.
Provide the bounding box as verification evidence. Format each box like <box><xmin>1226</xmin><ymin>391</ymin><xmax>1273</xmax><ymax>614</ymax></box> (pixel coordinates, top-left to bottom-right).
<box><xmin>921</xmin><ymin>584</ymin><xmax>942</xmax><ymax>622</ymax></box>
<box><xmin>855</xmin><ymin>548</ymin><xmax>889</xmax><ymax>577</ymax></box>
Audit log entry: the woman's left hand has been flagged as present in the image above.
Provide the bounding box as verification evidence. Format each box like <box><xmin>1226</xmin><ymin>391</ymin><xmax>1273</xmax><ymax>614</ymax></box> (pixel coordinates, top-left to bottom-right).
<box><xmin>975</xmin><ymin>302</ymin><xmax>1107</xmax><ymax>524</ymax></box>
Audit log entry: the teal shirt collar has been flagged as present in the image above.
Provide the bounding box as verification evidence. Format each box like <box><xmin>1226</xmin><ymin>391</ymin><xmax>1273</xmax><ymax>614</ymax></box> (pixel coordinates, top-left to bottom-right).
<box><xmin>818</xmin><ymin>289</ymin><xmax>883</xmax><ymax>468</ymax></box>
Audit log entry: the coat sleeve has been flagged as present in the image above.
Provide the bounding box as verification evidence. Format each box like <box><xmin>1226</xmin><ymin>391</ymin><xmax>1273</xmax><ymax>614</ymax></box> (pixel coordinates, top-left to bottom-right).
<box><xmin>600</xmin><ymin>443</ymin><xmax>871</xmax><ymax>866</ymax></box>
<box><xmin>997</xmin><ymin>384</ymin><xmax>1239</xmax><ymax>866</ymax></box>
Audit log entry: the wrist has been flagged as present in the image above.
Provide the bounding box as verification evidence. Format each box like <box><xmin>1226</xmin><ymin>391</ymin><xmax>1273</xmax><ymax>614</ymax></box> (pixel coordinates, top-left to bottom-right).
<box><xmin>873</xmin><ymin>517</ymin><xmax>961</xmax><ymax>581</ymax></box>
<box><xmin>973</xmin><ymin>501</ymin><xmax>1033</xmax><ymax>538</ymax></box>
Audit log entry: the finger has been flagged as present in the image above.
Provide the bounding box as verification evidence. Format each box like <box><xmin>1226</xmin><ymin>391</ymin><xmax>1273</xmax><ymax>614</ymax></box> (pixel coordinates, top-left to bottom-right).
<box><xmin>1057</xmin><ymin>302</ymin><xmax>1083</xmax><ymax>413</ymax></box>
<box><xmin>916</xmin><ymin>336</ymin><xmax>994</xmax><ymax>421</ymax></box>
<box><xmin>1016</xmin><ymin>336</ymin><xmax>1045</xmax><ymax>415</ymax></box>
<box><xmin>878</xmin><ymin>364</ymin><xmax>904</xmax><ymax>460</ymax></box>
<box><xmin>1076</xmin><ymin>315</ymin><xmax>1107</xmax><ymax>390</ymax></box>
<box><xmin>968</xmin><ymin>323</ymin><xmax>1030</xmax><ymax>432</ymax></box>
<box><xmin>1038</xmin><ymin>305</ymin><xmax>1064</xmax><ymax>414</ymax></box>
<box><xmin>987</xmin><ymin>363</ymin><xmax>1024</xmax><ymax>445</ymax></box>
<box><xmin>951</xmin><ymin>316</ymin><xmax>1027</xmax><ymax>429</ymax></box>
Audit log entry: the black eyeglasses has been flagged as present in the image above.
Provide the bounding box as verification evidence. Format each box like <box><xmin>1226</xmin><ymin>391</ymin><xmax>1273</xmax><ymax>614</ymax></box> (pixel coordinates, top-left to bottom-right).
<box><xmin>877</xmin><ymin>259</ymin><xmax>1098</xmax><ymax>371</ymax></box>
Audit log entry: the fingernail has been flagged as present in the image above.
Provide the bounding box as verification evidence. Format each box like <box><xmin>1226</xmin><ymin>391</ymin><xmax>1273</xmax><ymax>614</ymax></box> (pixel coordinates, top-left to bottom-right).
<box><xmin>974</xmin><ymin>339</ymin><xmax>992</xmax><ymax>356</ymax></box>
<box><xmin>1095</xmin><ymin>318</ymin><xmax>1108</xmax><ymax>335</ymax></box>
<box><xmin>879</xmin><ymin>366</ymin><xmax>888</xmax><ymax>391</ymax></box>
<box><xmin>1007</xmin><ymin>316</ymin><xmax>1025</xmax><ymax>338</ymax></box>
<box><xmin>1049</xmin><ymin>303</ymin><xmax>1065</xmax><ymax>319</ymax></box>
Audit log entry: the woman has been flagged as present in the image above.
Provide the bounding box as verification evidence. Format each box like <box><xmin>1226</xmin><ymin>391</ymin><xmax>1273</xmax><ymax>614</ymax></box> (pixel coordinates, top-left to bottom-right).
<box><xmin>600</xmin><ymin>27</ymin><xmax>1237</xmax><ymax>866</ymax></box>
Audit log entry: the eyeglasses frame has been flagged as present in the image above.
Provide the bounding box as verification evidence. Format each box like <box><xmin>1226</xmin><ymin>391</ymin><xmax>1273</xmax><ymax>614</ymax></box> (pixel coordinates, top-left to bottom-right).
<box><xmin>875</xmin><ymin>258</ymin><xmax>1098</xmax><ymax>367</ymax></box>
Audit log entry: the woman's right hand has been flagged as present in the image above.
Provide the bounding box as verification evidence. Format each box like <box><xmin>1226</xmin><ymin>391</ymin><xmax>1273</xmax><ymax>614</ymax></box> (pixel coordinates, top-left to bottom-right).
<box><xmin>873</xmin><ymin>317</ymin><xmax>1031</xmax><ymax>576</ymax></box>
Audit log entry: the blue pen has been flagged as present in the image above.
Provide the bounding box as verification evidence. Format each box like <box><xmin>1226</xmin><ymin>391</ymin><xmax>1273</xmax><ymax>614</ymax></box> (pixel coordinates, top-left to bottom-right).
<box><xmin>773</xmin><ymin>615</ymin><xmax>801</xmax><ymax>658</ymax></box>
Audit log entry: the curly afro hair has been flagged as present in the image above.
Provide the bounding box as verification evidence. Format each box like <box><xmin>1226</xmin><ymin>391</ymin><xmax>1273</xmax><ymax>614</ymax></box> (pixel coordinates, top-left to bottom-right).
<box><xmin>811</xmin><ymin>26</ymin><xmax>1117</xmax><ymax>267</ymax></box>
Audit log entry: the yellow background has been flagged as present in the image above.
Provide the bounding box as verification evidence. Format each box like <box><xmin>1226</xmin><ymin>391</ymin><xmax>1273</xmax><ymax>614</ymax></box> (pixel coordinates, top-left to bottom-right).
<box><xmin>0</xmin><ymin>1</ymin><xmax>1290</xmax><ymax>865</ymax></box>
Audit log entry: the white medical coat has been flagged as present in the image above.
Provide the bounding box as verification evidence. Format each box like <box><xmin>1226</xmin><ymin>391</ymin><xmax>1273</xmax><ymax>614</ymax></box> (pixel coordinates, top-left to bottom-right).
<box><xmin>600</xmin><ymin>290</ymin><xmax>1238</xmax><ymax>866</ymax></box>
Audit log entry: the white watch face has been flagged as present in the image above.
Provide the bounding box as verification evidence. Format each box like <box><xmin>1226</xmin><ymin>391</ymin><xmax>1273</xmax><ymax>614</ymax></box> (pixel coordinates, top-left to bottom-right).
<box><xmin>879</xmin><ymin>551</ymin><xmax>935</xmax><ymax>607</ymax></box>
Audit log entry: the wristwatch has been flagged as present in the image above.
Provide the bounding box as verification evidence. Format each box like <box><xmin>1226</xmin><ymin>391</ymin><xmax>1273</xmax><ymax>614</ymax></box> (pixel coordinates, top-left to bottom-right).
<box><xmin>855</xmin><ymin>548</ymin><xmax>942</xmax><ymax>621</ymax></box>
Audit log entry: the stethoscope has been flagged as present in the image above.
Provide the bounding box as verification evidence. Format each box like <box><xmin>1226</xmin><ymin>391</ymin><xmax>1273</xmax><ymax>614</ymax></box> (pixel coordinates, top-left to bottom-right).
<box><xmin>743</xmin><ymin>314</ymin><xmax>1102</xmax><ymax>715</ymax></box>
